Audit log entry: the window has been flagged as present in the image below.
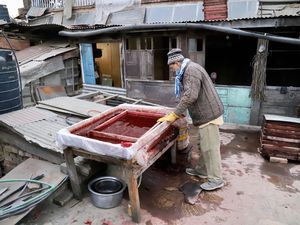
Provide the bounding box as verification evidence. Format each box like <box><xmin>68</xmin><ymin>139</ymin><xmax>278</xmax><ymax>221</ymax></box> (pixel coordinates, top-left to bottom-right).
<box><xmin>170</xmin><ymin>38</ymin><xmax>177</xmax><ymax>48</ymax></box>
<box><xmin>141</xmin><ymin>37</ymin><xmax>152</xmax><ymax>50</ymax></box>
<box><xmin>126</xmin><ymin>38</ymin><xmax>138</xmax><ymax>50</ymax></box>
<box><xmin>188</xmin><ymin>38</ymin><xmax>203</xmax><ymax>51</ymax></box>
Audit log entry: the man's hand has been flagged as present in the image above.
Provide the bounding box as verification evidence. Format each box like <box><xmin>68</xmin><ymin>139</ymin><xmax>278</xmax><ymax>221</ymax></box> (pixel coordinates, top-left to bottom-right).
<box><xmin>157</xmin><ymin>112</ymin><xmax>179</xmax><ymax>123</ymax></box>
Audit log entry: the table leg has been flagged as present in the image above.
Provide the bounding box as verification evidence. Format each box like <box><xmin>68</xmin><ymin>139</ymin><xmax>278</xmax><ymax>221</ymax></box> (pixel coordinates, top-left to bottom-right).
<box><xmin>171</xmin><ymin>142</ymin><xmax>177</xmax><ymax>164</ymax></box>
<box><xmin>126</xmin><ymin>169</ymin><xmax>141</xmax><ymax>223</ymax></box>
<box><xmin>64</xmin><ymin>148</ymin><xmax>82</xmax><ymax>200</ymax></box>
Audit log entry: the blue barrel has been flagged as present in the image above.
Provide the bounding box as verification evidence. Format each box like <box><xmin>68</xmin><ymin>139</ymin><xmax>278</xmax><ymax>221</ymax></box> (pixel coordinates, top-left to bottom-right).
<box><xmin>0</xmin><ymin>5</ymin><xmax>10</xmax><ymax>23</ymax></box>
<box><xmin>0</xmin><ymin>50</ymin><xmax>22</xmax><ymax>114</ymax></box>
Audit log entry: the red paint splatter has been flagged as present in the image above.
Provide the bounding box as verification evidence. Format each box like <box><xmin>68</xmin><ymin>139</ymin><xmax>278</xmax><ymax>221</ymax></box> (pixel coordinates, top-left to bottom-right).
<box><xmin>84</xmin><ymin>219</ymin><xmax>92</xmax><ymax>225</ymax></box>
<box><xmin>102</xmin><ymin>219</ymin><xmax>113</xmax><ymax>225</ymax></box>
<box><xmin>121</xmin><ymin>141</ymin><xmax>132</xmax><ymax>148</ymax></box>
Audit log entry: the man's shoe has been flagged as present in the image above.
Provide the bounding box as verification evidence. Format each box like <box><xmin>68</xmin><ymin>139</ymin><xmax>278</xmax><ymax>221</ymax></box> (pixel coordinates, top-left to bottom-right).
<box><xmin>185</xmin><ymin>168</ymin><xmax>208</xmax><ymax>179</ymax></box>
<box><xmin>200</xmin><ymin>179</ymin><xmax>224</xmax><ymax>191</ymax></box>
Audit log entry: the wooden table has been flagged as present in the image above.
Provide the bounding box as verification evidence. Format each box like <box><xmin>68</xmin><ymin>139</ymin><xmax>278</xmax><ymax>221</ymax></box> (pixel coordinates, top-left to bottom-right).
<box><xmin>64</xmin><ymin>139</ymin><xmax>177</xmax><ymax>223</ymax></box>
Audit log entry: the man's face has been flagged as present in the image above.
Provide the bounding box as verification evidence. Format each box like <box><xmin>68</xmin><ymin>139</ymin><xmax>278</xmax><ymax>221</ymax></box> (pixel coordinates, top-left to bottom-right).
<box><xmin>169</xmin><ymin>62</ymin><xmax>181</xmax><ymax>72</ymax></box>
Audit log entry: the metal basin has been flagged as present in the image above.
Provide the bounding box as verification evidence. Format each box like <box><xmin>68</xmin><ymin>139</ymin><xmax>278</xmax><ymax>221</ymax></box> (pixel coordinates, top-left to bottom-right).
<box><xmin>88</xmin><ymin>176</ymin><xmax>126</xmax><ymax>209</ymax></box>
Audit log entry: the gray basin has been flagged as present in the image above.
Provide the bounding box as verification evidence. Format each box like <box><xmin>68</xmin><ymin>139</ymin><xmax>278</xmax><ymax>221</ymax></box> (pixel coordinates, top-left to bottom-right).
<box><xmin>88</xmin><ymin>176</ymin><xmax>126</xmax><ymax>209</ymax></box>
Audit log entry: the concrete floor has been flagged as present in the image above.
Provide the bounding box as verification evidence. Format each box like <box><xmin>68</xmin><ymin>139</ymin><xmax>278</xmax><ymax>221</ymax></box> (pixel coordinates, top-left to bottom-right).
<box><xmin>20</xmin><ymin>128</ymin><xmax>300</xmax><ymax>225</ymax></box>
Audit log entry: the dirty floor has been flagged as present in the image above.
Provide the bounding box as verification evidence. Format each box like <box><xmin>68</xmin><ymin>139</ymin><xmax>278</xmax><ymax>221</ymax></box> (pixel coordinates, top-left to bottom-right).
<box><xmin>19</xmin><ymin>128</ymin><xmax>300</xmax><ymax>225</ymax></box>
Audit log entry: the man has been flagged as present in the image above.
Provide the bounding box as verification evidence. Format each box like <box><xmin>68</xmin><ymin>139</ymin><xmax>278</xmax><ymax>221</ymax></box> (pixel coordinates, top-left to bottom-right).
<box><xmin>158</xmin><ymin>48</ymin><xmax>224</xmax><ymax>191</ymax></box>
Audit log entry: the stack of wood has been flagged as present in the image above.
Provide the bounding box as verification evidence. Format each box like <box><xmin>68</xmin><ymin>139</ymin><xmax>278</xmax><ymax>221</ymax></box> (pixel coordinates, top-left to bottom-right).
<box><xmin>260</xmin><ymin>114</ymin><xmax>300</xmax><ymax>162</ymax></box>
<box><xmin>203</xmin><ymin>0</ymin><xmax>227</xmax><ymax>20</ymax></box>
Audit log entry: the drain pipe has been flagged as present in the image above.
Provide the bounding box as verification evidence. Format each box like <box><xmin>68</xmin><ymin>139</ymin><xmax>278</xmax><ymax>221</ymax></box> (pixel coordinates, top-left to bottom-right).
<box><xmin>59</xmin><ymin>23</ymin><xmax>300</xmax><ymax>45</ymax></box>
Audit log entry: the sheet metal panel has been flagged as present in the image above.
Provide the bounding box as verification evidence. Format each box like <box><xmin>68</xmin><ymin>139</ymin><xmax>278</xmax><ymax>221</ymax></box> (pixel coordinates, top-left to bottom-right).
<box><xmin>264</xmin><ymin>114</ymin><xmax>300</xmax><ymax>124</ymax></box>
<box><xmin>27</xmin><ymin>6</ymin><xmax>47</xmax><ymax>17</ymax></box>
<box><xmin>228</xmin><ymin>0</ymin><xmax>258</xmax><ymax>19</ymax></box>
<box><xmin>107</xmin><ymin>8</ymin><xmax>145</xmax><ymax>25</ymax></box>
<box><xmin>82</xmin><ymin>84</ymin><xmax>126</xmax><ymax>96</ymax></box>
<box><xmin>126</xmin><ymin>79</ymin><xmax>178</xmax><ymax>107</ymax></box>
<box><xmin>145</xmin><ymin>3</ymin><xmax>204</xmax><ymax>23</ymax></box>
<box><xmin>37</xmin><ymin>96</ymin><xmax>112</xmax><ymax>117</ymax></box>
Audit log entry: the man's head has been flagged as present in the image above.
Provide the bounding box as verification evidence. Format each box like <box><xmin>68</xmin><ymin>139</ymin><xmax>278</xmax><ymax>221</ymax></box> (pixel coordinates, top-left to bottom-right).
<box><xmin>167</xmin><ymin>48</ymin><xmax>184</xmax><ymax>72</ymax></box>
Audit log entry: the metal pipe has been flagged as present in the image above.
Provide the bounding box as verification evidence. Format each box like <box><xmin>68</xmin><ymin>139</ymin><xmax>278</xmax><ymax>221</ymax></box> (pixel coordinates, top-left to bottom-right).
<box><xmin>59</xmin><ymin>23</ymin><xmax>300</xmax><ymax>45</ymax></box>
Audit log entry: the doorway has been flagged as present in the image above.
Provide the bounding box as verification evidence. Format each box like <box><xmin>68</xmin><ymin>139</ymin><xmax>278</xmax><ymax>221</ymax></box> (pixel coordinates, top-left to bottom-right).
<box><xmin>95</xmin><ymin>42</ymin><xmax>122</xmax><ymax>87</ymax></box>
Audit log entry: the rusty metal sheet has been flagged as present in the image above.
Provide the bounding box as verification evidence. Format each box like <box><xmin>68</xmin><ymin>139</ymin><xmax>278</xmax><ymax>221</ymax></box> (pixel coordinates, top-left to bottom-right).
<box><xmin>36</xmin><ymin>85</ymin><xmax>67</xmax><ymax>101</ymax></box>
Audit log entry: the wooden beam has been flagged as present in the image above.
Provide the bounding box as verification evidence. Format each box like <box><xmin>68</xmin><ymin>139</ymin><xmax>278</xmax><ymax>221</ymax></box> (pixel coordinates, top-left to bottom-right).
<box><xmin>0</xmin><ymin>37</ymin><xmax>30</xmax><ymax>51</ymax></box>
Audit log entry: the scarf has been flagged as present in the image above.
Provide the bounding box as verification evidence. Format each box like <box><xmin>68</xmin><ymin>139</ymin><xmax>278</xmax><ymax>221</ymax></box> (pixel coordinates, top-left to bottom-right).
<box><xmin>175</xmin><ymin>58</ymin><xmax>190</xmax><ymax>98</ymax></box>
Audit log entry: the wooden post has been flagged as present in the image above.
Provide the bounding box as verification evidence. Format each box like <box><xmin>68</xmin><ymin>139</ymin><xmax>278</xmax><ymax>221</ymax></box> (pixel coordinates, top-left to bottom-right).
<box><xmin>126</xmin><ymin>168</ymin><xmax>141</xmax><ymax>223</ymax></box>
<box><xmin>64</xmin><ymin>148</ymin><xmax>82</xmax><ymax>200</ymax></box>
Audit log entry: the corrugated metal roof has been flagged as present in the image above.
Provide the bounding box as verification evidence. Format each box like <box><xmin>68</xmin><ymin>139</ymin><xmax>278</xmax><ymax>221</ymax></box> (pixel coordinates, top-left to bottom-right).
<box><xmin>145</xmin><ymin>3</ymin><xmax>204</xmax><ymax>23</ymax></box>
<box><xmin>34</xmin><ymin>47</ymin><xmax>77</xmax><ymax>61</ymax></box>
<box><xmin>15</xmin><ymin>43</ymin><xmax>77</xmax><ymax>65</ymax></box>
<box><xmin>0</xmin><ymin>107</ymin><xmax>81</xmax><ymax>152</ymax></box>
<box><xmin>16</xmin><ymin>44</ymin><xmax>53</xmax><ymax>65</ymax></box>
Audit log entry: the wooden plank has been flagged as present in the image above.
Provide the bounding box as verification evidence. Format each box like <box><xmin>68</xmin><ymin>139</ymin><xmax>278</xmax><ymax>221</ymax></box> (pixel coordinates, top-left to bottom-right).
<box><xmin>262</xmin><ymin>134</ymin><xmax>300</xmax><ymax>143</ymax></box>
<box><xmin>262</xmin><ymin>144</ymin><xmax>300</xmax><ymax>155</ymax></box>
<box><xmin>265</xmin><ymin>122</ymin><xmax>300</xmax><ymax>131</ymax></box>
<box><xmin>93</xmin><ymin>110</ymin><xmax>128</xmax><ymax>131</ymax></box>
<box><xmin>263</xmin><ymin>127</ymin><xmax>300</xmax><ymax>139</ymax></box>
<box><xmin>72</xmin><ymin>148</ymin><xmax>128</xmax><ymax>165</ymax></box>
<box><xmin>261</xmin><ymin>138</ymin><xmax>300</xmax><ymax>149</ymax></box>
<box><xmin>270</xmin><ymin>157</ymin><xmax>288</xmax><ymax>164</ymax></box>
<box><xmin>88</xmin><ymin>130</ymin><xmax>138</xmax><ymax>143</ymax></box>
<box><xmin>261</xmin><ymin>147</ymin><xmax>299</xmax><ymax>161</ymax></box>
<box><xmin>64</xmin><ymin>148</ymin><xmax>82</xmax><ymax>200</ymax></box>
<box><xmin>0</xmin><ymin>37</ymin><xmax>30</xmax><ymax>51</ymax></box>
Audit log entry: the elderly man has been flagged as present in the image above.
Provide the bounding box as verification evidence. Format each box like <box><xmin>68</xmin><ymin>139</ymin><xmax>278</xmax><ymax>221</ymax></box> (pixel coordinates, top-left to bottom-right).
<box><xmin>158</xmin><ymin>48</ymin><xmax>224</xmax><ymax>191</ymax></box>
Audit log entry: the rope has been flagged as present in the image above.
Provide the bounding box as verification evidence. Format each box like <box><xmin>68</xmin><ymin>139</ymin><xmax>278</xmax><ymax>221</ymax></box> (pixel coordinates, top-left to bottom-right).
<box><xmin>250</xmin><ymin>39</ymin><xmax>269</xmax><ymax>101</ymax></box>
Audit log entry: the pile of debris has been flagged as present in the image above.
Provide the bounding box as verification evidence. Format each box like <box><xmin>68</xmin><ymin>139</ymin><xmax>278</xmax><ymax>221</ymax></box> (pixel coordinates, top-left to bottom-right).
<box><xmin>260</xmin><ymin>114</ymin><xmax>300</xmax><ymax>162</ymax></box>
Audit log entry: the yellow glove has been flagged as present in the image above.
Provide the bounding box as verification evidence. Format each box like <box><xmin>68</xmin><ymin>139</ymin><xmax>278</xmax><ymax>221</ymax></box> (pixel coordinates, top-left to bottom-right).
<box><xmin>157</xmin><ymin>112</ymin><xmax>179</xmax><ymax>123</ymax></box>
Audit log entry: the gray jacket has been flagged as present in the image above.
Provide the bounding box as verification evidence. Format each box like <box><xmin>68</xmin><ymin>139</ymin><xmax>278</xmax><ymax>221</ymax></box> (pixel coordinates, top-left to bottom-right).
<box><xmin>174</xmin><ymin>61</ymin><xmax>224</xmax><ymax>126</ymax></box>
